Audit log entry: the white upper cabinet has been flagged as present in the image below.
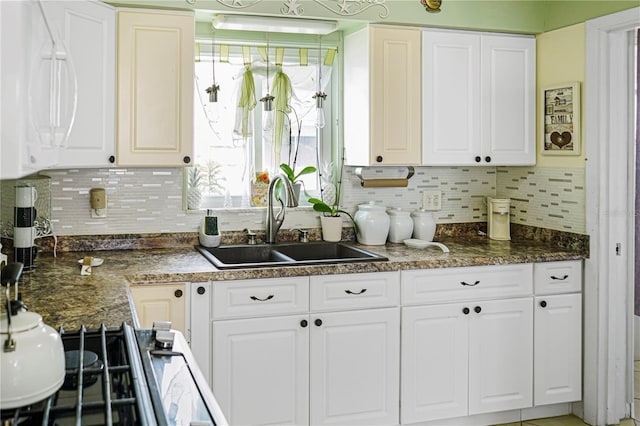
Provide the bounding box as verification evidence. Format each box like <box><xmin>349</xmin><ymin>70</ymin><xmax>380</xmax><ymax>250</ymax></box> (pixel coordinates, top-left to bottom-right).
<box><xmin>48</xmin><ymin>0</ymin><xmax>116</xmax><ymax>168</ymax></box>
<box><xmin>422</xmin><ymin>29</ymin><xmax>535</xmax><ymax>166</ymax></box>
<box><xmin>116</xmin><ymin>10</ymin><xmax>194</xmax><ymax>167</ymax></box>
<box><xmin>344</xmin><ymin>25</ymin><xmax>422</xmax><ymax>166</ymax></box>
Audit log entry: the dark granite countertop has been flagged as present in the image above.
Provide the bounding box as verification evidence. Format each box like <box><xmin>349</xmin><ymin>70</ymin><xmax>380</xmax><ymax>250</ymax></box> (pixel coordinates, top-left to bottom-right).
<box><xmin>11</xmin><ymin>236</ymin><xmax>585</xmax><ymax>330</ymax></box>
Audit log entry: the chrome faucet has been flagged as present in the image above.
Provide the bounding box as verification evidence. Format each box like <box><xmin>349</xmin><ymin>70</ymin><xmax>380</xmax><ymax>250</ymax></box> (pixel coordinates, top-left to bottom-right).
<box><xmin>266</xmin><ymin>174</ymin><xmax>299</xmax><ymax>244</ymax></box>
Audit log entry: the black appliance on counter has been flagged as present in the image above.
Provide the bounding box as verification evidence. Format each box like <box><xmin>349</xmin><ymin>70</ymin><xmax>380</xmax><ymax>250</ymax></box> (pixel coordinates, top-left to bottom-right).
<box><xmin>0</xmin><ymin>322</ymin><xmax>227</xmax><ymax>426</ymax></box>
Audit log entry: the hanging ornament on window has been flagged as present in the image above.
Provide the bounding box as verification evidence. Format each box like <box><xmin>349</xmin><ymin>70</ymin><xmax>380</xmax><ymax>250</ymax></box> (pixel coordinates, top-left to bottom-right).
<box><xmin>205</xmin><ymin>30</ymin><xmax>221</xmax><ymax>122</ymax></box>
<box><xmin>313</xmin><ymin>38</ymin><xmax>327</xmax><ymax>129</ymax></box>
<box><xmin>260</xmin><ymin>34</ymin><xmax>275</xmax><ymax>132</ymax></box>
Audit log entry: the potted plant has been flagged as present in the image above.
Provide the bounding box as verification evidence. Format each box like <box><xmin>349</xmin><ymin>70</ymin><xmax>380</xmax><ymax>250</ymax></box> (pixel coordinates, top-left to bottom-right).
<box><xmin>277</xmin><ymin>163</ymin><xmax>316</xmax><ymax>201</ymax></box>
<box><xmin>307</xmin><ymin>159</ymin><xmax>356</xmax><ymax>242</ymax></box>
<box><xmin>274</xmin><ymin>108</ymin><xmax>316</xmax><ymax>202</ymax></box>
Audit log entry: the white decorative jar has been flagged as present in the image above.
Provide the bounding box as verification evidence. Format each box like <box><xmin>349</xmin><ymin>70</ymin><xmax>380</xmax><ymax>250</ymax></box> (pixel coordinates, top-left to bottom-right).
<box><xmin>354</xmin><ymin>202</ymin><xmax>390</xmax><ymax>245</ymax></box>
<box><xmin>411</xmin><ymin>209</ymin><xmax>436</xmax><ymax>241</ymax></box>
<box><xmin>387</xmin><ymin>208</ymin><xmax>413</xmax><ymax>243</ymax></box>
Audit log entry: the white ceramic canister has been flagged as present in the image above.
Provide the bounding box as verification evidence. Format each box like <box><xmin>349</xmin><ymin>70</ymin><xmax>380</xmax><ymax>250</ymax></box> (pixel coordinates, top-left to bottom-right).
<box><xmin>411</xmin><ymin>209</ymin><xmax>436</xmax><ymax>241</ymax></box>
<box><xmin>387</xmin><ymin>208</ymin><xmax>413</xmax><ymax>243</ymax></box>
<box><xmin>354</xmin><ymin>202</ymin><xmax>390</xmax><ymax>245</ymax></box>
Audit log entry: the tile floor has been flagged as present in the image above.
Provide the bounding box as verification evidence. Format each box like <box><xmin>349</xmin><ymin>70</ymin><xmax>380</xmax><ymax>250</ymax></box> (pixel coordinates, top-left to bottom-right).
<box><xmin>495</xmin><ymin>415</ymin><xmax>637</xmax><ymax>425</ymax></box>
<box><xmin>494</xmin><ymin>359</ymin><xmax>640</xmax><ymax>425</ymax></box>
<box><xmin>493</xmin><ymin>359</ymin><xmax>640</xmax><ymax>425</ymax></box>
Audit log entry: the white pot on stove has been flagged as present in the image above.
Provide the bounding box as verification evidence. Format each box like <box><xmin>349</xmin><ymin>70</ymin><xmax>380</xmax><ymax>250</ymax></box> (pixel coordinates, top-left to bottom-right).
<box><xmin>0</xmin><ymin>310</ymin><xmax>65</xmax><ymax>408</ymax></box>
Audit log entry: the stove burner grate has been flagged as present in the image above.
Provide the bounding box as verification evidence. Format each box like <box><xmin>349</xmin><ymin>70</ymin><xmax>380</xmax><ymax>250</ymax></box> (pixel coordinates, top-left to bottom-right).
<box><xmin>0</xmin><ymin>323</ymin><xmax>156</xmax><ymax>426</ymax></box>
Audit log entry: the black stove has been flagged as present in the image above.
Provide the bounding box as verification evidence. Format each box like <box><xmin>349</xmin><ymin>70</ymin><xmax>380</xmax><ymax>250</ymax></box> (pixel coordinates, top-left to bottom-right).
<box><xmin>0</xmin><ymin>323</ymin><xmax>226</xmax><ymax>426</ymax></box>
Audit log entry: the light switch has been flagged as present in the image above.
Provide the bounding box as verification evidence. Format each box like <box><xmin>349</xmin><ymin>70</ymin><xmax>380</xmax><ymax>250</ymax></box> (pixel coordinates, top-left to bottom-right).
<box><xmin>422</xmin><ymin>190</ymin><xmax>442</xmax><ymax>210</ymax></box>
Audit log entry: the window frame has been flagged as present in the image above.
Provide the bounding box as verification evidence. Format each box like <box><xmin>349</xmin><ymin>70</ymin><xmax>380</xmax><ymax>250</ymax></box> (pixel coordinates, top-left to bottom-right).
<box><xmin>186</xmin><ymin>30</ymin><xmax>342</xmax><ymax>211</ymax></box>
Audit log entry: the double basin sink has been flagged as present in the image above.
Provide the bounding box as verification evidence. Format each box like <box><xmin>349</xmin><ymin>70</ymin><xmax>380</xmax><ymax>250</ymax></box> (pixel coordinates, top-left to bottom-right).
<box><xmin>196</xmin><ymin>242</ymin><xmax>388</xmax><ymax>269</ymax></box>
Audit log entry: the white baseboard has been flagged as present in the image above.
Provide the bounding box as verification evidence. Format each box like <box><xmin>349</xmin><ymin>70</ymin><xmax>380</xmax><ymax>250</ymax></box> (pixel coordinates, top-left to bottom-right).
<box><xmin>404</xmin><ymin>403</ymin><xmax>573</xmax><ymax>426</ymax></box>
<box><xmin>635</xmin><ymin>315</ymin><xmax>640</xmax><ymax>361</ymax></box>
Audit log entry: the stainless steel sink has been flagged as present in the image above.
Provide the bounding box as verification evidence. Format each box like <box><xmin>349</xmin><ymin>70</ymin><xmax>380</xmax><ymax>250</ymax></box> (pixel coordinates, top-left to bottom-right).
<box><xmin>196</xmin><ymin>242</ymin><xmax>388</xmax><ymax>269</ymax></box>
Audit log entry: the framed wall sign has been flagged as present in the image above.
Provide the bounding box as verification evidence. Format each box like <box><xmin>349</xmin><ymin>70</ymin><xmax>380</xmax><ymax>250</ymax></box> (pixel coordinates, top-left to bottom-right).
<box><xmin>541</xmin><ymin>81</ymin><xmax>581</xmax><ymax>155</ymax></box>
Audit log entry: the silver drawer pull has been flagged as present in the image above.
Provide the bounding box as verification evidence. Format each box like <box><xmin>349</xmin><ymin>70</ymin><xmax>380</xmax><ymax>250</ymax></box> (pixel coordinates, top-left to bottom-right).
<box><xmin>551</xmin><ymin>275</ymin><xmax>569</xmax><ymax>281</ymax></box>
<box><xmin>250</xmin><ymin>295</ymin><xmax>274</xmax><ymax>302</ymax></box>
<box><xmin>345</xmin><ymin>288</ymin><xmax>367</xmax><ymax>295</ymax></box>
<box><xmin>461</xmin><ymin>281</ymin><xmax>480</xmax><ymax>286</ymax></box>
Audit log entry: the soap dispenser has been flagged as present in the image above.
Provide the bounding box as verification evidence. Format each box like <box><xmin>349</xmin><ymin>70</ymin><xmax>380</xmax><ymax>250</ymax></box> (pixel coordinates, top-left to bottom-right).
<box><xmin>199</xmin><ymin>209</ymin><xmax>221</xmax><ymax>247</ymax></box>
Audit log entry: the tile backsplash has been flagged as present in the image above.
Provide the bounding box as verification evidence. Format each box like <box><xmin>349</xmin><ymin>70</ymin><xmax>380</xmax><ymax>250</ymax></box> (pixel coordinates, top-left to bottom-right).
<box><xmin>0</xmin><ymin>165</ymin><xmax>586</xmax><ymax>237</ymax></box>
<box><xmin>496</xmin><ymin>167</ymin><xmax>585</xmax><ymax>234</ymax></box>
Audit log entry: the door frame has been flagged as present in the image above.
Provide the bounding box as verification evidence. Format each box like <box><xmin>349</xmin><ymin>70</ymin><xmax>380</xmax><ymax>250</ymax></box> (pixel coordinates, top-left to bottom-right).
<box><xmin>584</xmin><ymin>7</ymin><xmax>639</xmax><ymax>425</ymax></box>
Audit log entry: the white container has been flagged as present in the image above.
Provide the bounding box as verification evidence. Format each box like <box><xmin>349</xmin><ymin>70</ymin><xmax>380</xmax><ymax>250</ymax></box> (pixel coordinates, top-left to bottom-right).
<box><xmin>387</xmin><ymin>208</ymin><xmax>413</xmax><ymax>243</ymax></box>
<box><xmin>354</xmin><ymin>202</ymin><xmax>390</xmax><ymax>245</ymax></box>
<box><xmin>411</xmin><ymin>209</ymin><xmax>436</xmax><ymax>241</ymax></box>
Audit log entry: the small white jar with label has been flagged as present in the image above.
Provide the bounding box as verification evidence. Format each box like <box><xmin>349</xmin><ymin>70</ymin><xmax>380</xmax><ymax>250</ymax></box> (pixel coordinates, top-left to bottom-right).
<box><xmin>411</xmin><ymin>209</ymin><xmax>436</xmax><ymax>241</ymax></box>
<box><xmin>354</xmin><ymin>202</ymin><xmax>390</xmax><ymax>245</ymax></box>
<box><xmin>387</xmin><ymin>208</ymin><xmax>413</xmax><ymax>243</ymax></box>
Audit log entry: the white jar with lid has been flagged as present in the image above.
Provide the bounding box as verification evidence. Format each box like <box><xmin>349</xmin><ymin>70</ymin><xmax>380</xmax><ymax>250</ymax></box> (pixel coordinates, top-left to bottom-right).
<box><xmin>354</xmin><ymin>202</ymin><xmax>390</xmax><ymax>245</ymax></box>
<box><xmin>387</xmin><ymin>208</ymin><xmax>413</xmax><ymax>243</ymax></box>
<box><xmin>411</xmin><ymin>209</ymin><xmax>436</xmax><ymax>241</ymax></box>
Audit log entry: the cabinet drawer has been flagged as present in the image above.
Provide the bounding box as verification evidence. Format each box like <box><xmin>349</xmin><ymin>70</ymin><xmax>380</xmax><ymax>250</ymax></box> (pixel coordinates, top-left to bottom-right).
<box><xmin>213</xmin><ymin>277</ymin><xmax>309</xmax><ymax>319</ymax></box>
<box><xmin>310</xmin><ymin>271</ymin><xmax>400</xmax><ymax>312</ymax></box>
<box><xmin>401</xmin><ymin>263</ymin><xmax>533</xmax><ymax>304</ymax></box>
<box><xmin>534</xmin><ymin>260</ymin><xmax>582</xmax><ymax>295</ymax></box>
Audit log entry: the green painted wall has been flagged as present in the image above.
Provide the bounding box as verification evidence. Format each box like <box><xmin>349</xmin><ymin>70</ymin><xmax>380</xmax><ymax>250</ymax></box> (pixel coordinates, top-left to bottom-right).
<box><xmin>543</xmin><ymin>1</ymin><xmax>638</xmax><ymax>31</ymax></box>
<box><xmin>105</xmin><ymin>0</ymin><xmax>638</xmax><ymax>34</ymax></box>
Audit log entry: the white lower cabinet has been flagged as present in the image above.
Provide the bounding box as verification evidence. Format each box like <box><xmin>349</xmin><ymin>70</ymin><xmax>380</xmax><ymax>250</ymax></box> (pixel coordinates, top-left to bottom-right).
<box><xmin>212</xmin><ymin>308</ymin><xmax>399</xmax><ymax>426</ymax></box>
<box><xmin>401</xmin><ymin>297</ymin><xmax>533</xmax><ymax>423</ymax></box>
<box><xmin>210</xmin><ymin>272</ymin><xmax>400</xmax><ymax>426</ymax></box>
<box><xmin>534</xmin><ymin>293</ymin><xmax>582</xmax><ymax>406</ymax></box>
<box><xmin>310</xmin><ymin>308</ymin><xmax>400</xmax><ymax>426</ymax></box>
<box><xmin>213</xmin><ymin>314</ymin><xmax>310</xmax><ymax>426</ymax></box>
<box><xmin>468</xmin><ymin>298</ymin><xmax>533</xmax><ymax>414</ymax></box>
<box><xmin>401</xmin><ymin>303</ymin><xmax>469</xmax><ymax>423</ymax></box>
<box><xmin>203</xmin><ymin>263</ymin><xmax>581</xmax><ymax>426</ymax></box>
<box><xmin>533</xmin><ymin>260</ymin><xmax>582</xmax><ymax>407</ymax></box>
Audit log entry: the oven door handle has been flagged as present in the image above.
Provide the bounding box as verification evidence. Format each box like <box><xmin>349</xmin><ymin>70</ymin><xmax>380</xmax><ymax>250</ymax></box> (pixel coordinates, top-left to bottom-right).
<box><xmin>150</xmin><ymin>350</ymin><xmax>183</xmax><ymax>357</ymax></box>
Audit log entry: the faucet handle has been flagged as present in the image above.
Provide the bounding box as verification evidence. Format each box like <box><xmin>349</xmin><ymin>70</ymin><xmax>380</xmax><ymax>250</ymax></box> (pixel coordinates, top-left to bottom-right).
<box><xmin>295</xmin><ymin>229</ymin><xmax>309</xmax><ymax>243</ymax></box>
<box><xmin>245</xmin><ymin>228</ymin><xmax>257</xmax><ymax>245</ymax></box>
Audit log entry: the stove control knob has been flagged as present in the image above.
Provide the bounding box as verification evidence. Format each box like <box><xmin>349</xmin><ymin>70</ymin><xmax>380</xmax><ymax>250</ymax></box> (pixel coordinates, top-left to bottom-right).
<box><xmin>152</xmin><ymin>320</ymin><xmax>172</xmax><ymax>338</ymax></box>
<box><xmin>155</xmin><ymin>330</ymin><xmax>175</xmax><ymax>350</ymax></box>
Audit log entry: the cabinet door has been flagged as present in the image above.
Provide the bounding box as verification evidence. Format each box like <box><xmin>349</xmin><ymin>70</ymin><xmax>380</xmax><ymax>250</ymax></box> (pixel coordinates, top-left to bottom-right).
<box><xmin>481</xmin><ymin>34</ymin><xmax>535</xmax><ymax>165</ymax></box>
<box><xmin>370</xmin><ymin>26</ymin><xmax>421</xmax><ymax>166</ymax></box>
<box><xmin>468</xmin><ymin>297</ymin><xmax>533</xmax><ymax>414</ymax></box>
<box><xmin>310</xmin><ymin>308</ymin><xmax>400</xmax><ymax>426</ymax></box>
<box><xmin>422</xmin><ymin>30</ymin><xmax>481</xmax><ymax>166</ymax></box>
<box><xmin>47</xmin><ymin>1</ymin><xmax>116</xmax><ymax>168</ymax></box>
<box><xmin>212</xmin><ymin>315</ymin><xmax>309</xmax><ymax>426</ymax></box>
<box><xmin>117</xmin><ymin>11</ymin><xmax>194</xmax><ymax>166</ymax></box>
<box><xmin>130</xmin><ymin>283</ymin><xmax>187</xmax><ymax>335</ymax></box>
<box><xmin>534</xmin><ymin>293</ymin><xmax>582</xmax><ymax>405</ymax></box>
<box><xmin>401</xmin><ymin>303</ymin><xmax>468</xmax><ymax>423</ymax></box>
<box><xmin>189</xmin><ymin>282</ymin><xmax>211</xmax><ymax>386</ymax></box>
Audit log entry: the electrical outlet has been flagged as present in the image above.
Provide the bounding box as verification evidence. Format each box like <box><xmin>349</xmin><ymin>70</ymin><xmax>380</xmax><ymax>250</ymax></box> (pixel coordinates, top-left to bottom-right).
<box><xmin>422</xmin><ymin>190</ymin><xmax>442</xmax><ymax>210</ymax></box>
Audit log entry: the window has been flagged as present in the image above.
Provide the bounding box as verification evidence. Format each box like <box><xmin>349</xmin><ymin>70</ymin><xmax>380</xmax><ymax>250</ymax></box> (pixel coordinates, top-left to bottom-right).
<box><xmin>189</xmin><ymin>36</ymin><xmax>337</xmax><ymax>210</ymax></box>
